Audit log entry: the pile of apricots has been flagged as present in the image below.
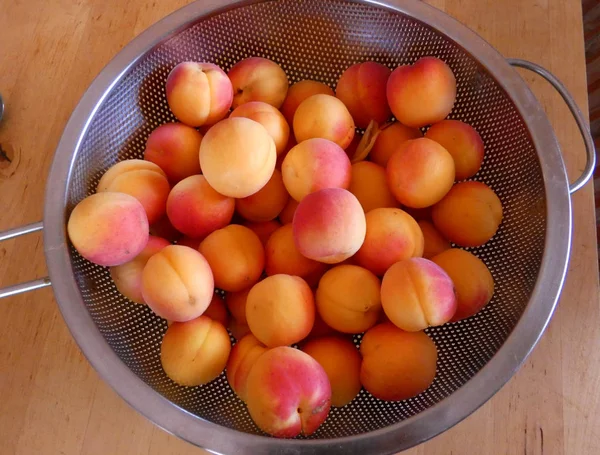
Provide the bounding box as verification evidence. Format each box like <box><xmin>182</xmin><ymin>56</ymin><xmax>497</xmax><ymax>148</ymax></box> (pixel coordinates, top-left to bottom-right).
<box><xmin>67</xmin><ymin>55</ymin><xmax>502</xmax><ymax>438</ymax></box>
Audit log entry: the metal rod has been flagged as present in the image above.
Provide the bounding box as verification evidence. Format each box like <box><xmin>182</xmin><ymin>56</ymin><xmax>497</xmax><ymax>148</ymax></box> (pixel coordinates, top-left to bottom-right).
<box><xmin>0</xmin><ymin>221</ymin><xmax>44</xmax><ymax>242</ymax></box>
<box><xmin>508</xmin><ymin>59</ymin><xmax>596</xmax><ymax>194</ymax></box>
<box><xmin>0</xmin><ymin>221</ymin><xmax>50</xmax><ymax>298</ymax></box>
<box><xmin>0</xmin><ymin>277</ymin><xmax>52</xmax><ymax>299</ymax></box>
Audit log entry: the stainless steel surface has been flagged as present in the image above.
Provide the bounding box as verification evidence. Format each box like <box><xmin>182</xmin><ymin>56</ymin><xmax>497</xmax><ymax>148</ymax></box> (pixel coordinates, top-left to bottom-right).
<box><xmin>0</xmin><ymin>221</ymin><xmax>44</xmax><ymax>241</ymax></box>
<box><xmin>38</xmin><ymin>0</ymin><xmax>579</xmax><ymax>453</ymax></box>
<box><xmin>0</xmin><ymin>221</ymin><xmax>51</xmax><ymax>298</ymax></box>
<box><xmin>508</xmin><ymin>58</ymin><xmax>596</xmax><ymax>194</ymax></box>
<box><xmin>0</xmin><ymin>277</ymin><xmax>52</xmax><ymax>299</ymax></box>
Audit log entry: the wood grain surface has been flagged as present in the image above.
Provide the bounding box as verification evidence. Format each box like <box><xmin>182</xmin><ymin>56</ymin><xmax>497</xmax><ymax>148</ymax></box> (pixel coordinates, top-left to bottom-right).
<box><xmin>0</xmin><ymin>0</ymin><xmax>598</xmax><ymax>454</ymax></box>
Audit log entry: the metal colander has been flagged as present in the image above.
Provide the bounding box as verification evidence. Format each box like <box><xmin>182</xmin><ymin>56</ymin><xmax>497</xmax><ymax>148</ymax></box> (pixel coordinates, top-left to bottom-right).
<box><xmin>0</xmin><ymin>0</ymin><xmax>594</xmax><ymax>453</ymax></box>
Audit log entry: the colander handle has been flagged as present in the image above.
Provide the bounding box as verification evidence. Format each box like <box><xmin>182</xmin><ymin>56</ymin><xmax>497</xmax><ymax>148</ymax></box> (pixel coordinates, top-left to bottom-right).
<box><xmin>508</xmin><ymin>59</ymin><xmax>596</xmax><ymax>194</ymax></box>
<box><xmin>0</xmin><ymin>221</ymin><xmax>51</xmax><ymax>299</ymax></box>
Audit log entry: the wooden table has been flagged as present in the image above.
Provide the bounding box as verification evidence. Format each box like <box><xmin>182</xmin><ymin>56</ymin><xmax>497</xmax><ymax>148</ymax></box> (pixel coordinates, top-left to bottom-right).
<box><xmin>0</xmin><ymin>0</ymin><xmax>598</xmax><ymax>454</ymax></box>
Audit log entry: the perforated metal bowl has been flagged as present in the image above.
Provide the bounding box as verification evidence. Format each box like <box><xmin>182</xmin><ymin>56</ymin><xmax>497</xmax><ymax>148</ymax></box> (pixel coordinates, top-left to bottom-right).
<box><xmin>0</xmin><ymin>0</ymin><xmax>595</xmax><ymax>453</ymax></box>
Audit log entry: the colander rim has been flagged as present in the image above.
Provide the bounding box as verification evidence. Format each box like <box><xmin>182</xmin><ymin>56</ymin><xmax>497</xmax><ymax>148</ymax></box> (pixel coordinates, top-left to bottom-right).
<box><xmin>42</xmin><ymin>0</ymin><xmax>572</xmax><ymax>453</ymax></box>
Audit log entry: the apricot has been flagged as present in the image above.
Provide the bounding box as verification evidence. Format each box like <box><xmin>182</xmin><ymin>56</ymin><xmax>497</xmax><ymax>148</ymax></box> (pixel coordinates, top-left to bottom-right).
<box><xmin>316</xmin><ymin>265</ymin><xmax>381</xmax><ymax>334</ymax></box>
<box><xmin>230</xmin><ymin>101</ymin><xmax>290</xmax><ymax>155</ymax></box>
<box><xmin>160</xmin><ymin>316</ymin><xmax>231</xmax><ymax>386</ymax></box>
<box><xmin>204</xmin><ymin>294</ymin><xmax>230</xmax><ymax>327</ymax></box>
<box><xmin>336</xmin><ymin>61</ymin><xmax>392</xmax><ymax>129</ymax></box>
<box><xmin>177</xmin><ymin>236</ymin><xmax>202</xmax><ymax>250</ymax></box>
<box><xmin>97</xmin><ymin>160</ymin><xmax>169</xmax><ymax>225</ymax></box>
<box><xmin>282</xmin><ymin>138</ymin><xmax>351</xmax><ymax>202</ymax></box>
<box><xmin>402</xmin><ymin>206</ymin><xmax>432</xmax><ymax>222</ymax></box>
<box><xmin>226</xmin><ymin>333</ymin><xmax>268</xmax><ymax>402</ymax></box>
<box><xmin>228</xmin><ymin>57</ymin><xmax>289</xmax><ymax>109</ymax></box>
<box><xmin>344</xmin><ymin>135</ymin><xmax>361</xmax><ymax>161</ymax></box>
<box><xmin>276</xmin><ymin>135</ymin><xmax>296</xmax><ymax>170</ymax></box>
<box><xmin>199</xmin><ymin>117</ymin><xmax>276</xmax><ymax>198</ymax></box>
<box><xmin>142</xmin><ymin>245</ymin><xmax>214</xmax><ymax>322</ymax></box>
<box><xmin>293</xmin><ymin>94</ymin><xmax>355</xmax><ymax>149</ymax></box>
<box><xmin>242</xmin><ymin>219</ymin><xmax>281</xmax><ymax>246</ymax></box>
<box><xmin>377</xmin><ymin>310</ymin><xmax>391</xmax><ymax>325</ymax></box>
<box><xmin>228</xmin><ymin>319</ymin><xmax>251</xmax><ymax>341</ymax></box>
<box><xmin>166</xmin><ymin>62</ymin><xmax>233</xmax><ymax>127</ymax></box>
<box><xmin>426</xmin><ymin>120</ymin><xmax>485</xmax><ymax>180</ymax></box>
<box><xmin>245</xmin><ymin>346</ymin><xmax>331</xmax><ymax>437</ymax></box>
<box><xmin>67</xmin><ymin>192</ymin><xmax>149</xmax><ymax>267</ymax></box>
<box><xmin>354</xmin><ymin>208</ymin><xmax>424</xmax><ymax>276</ymax></box>
<box><xmin>360</xmin><ymin>323</ymin><xmax>437</xmax><ymax>401</ymax></box>
<box><xmin>225</xmin><ymin>287</ymin><xmax>250</xmax><ymax>326</ymax></box>
<box><xmin>418</xmin><ymin>220</ymin><xmax>451</xmax><ymax>259</ymax></box>
<box><xmin>280</xmin><ymin>80</ymin><xmax>334</xmax><ymax>125</ymax></box>
<box><xmin>381</xmin><ymin>258</ymin><xmax>457</xmax><ymax>331</ymax></box>
<box><xmin>265</xmin><ymin>224</ymin><xmax>329</xmax><ymax>287</ymax></box>
<box><xmin>338</xmin><ymin>255</ymin><xmax>358</xmax><ymax>266</ymax></box>
<box><xmin>370</xmin><ymin>122</ymin><xmax>423</xmax><ymax>167</ymax></box>
<box><xmin>199</xmin><ymin>225</ymin><xmax>265</xmax><ymax>292</ymax></box>
<box><xmin>348</xmin><ymin>120</ymin><xmax>381</xmax><ymax>163</ymax></box>
<box><xmin>302</xmin><ymin>336</ymin><xmax>362</xmax><ymax>407</ymax></box>
<box><xmin>246</xmin><ymin>274</ymin><xmax>315</xmax><ymax>347</ymax></box>
<box><xmin>149</xmin><ymin>214</ymin><xmax>182</xmax><ymax>243</ymax></box>
<box><xmin>110</xmin><ymin>236</ymin><xmax>170</xmax><ymax>304</ymax></box>
<box><xmin>293</xmin><ymin>188</ymin><xmax>366</xmax><ymax>264</ymax></box>
<box><xmin>305</xmin><ymin>311</ymin><xmax>337</xmax><ymax>340</ymax></box>
<box><xmin>348</xmin><ymin>161</ymin><xmax>397</xmax><ymax>213</ymax></box>
<box><xmin>387</xmin><ymin>56</ymin><xmax>456</xmax><ymax>128</ymax></box>
<box><xmin>278</xmin><ymin>198</ymin><xmax>299</xmax><ymax>225</ymax></box>
<box><xmin>144</xmin><ymin>122</ymin><xmax>203</xmax><ymax>184</ymax></box>
<box><xmin>166</xmin><ymin>175</ymin><xmax>234</xmax><ymax>238</ymax></box>
<box><xmin>235</xmin><ymin>169</ymin><xmax>289</xmax><ymax>222</ymax></box>
<box><xmin>432</xmin><ymin>248</ymin><xmax>494</xmax><ymax>321</ymax></box>
<box><xmin>386</xmin><ymin>137</ymin><xmax>455</xmax><ymax>208</ymax></box>
<box><xmin>431</xmin><ymin>181</ymin><xmax>503</xmax><ymax>247</ymax></box>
